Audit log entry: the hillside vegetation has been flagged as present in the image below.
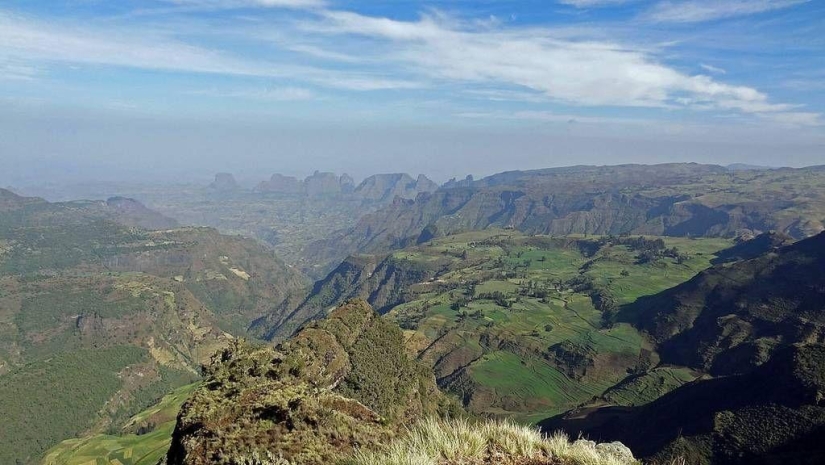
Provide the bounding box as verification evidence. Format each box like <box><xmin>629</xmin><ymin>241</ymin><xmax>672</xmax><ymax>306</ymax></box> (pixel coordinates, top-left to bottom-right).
<box><xmin>544</xmin><ymin>232</ymin><xmax>825</xmax><ymax>464</ymax></box>
<box><xmin>0</xmin><ymin>189</ymin><xmax>306</xmax><ymax>464</ymax></box>
<box><xmin>260</xmin><ymin>229</ymin><xmax>732</xmax><ymax>421</ymax></box>
<box><xmin>42</xmin><ymin>383</ymin><xmax>198</xmax><ymax>465</ymax></box>
<box><xmin>55</xmin><ymin>171</ymin><xmax>439</xmax><ymax>278</ymax></box>
<box><xmin>162</xmin><ymin>300</ymin><xmax>455</xmax><ymax>465</ymax></box>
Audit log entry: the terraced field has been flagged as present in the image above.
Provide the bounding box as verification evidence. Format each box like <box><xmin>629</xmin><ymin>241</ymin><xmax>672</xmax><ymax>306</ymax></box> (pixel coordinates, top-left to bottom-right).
<box><xmin>381</xmin><ymin>230</ymin><xmax>732</xmax><ymax>421</ymax></box>
<box><xmin>42</xmin><ymin>383</ymin><xmax>198</xmax><ymax>465</ymax></box>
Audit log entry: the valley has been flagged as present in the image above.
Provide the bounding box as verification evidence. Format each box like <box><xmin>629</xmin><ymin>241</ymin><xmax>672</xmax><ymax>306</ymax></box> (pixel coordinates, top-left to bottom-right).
<box><xmin>2</xmin><ymin>163</ymin><xmax>824</xmax><ymax>465</ymax></box>
<box><xmin>265</xmin><ymin>229</ymin><xmax>732</xmax><ymax>421</ymax></box>
<box><xmin>0</xmin><ymin>189</ymin><xmax>305</xmax><ymax>464</ymax></box>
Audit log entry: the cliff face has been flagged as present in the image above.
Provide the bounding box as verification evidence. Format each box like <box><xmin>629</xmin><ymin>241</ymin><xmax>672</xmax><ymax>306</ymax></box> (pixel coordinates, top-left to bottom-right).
<box><xmin>254</xmin><ymin>172</ymin><xmax>437</xmax><ymax>202</ymax></box>
<box><xmin>255</xmin><ymin>254</ymin><xmax>432</xmax><ymax>340</ymax></box>
<box><xmin>353</xmin><ymin>173</ymin><xmax>438</xmax><ymax>203</ymax></box>
<box><xmin>163</xmin><ymin>300</ymin><xmax>452</xmax><ymax>465</ymax></box>
<box><xmin>303</xmin><ymin>164</ymin><xmax>825</xmax><ymax>269</ymax></box>
<box><xmin>544</xmin><ymin>232</ymin><xmax>825</xmax><ymax>464</ymax></box>
<box><xmin>628</xmin><ymin>231</ymin><xmax>825</xmax><ymax>375</ymax></box>
<box><xmin>208</xmin><ymin>173</ymin><xmax>239</xmax><ymax>192</ymax></box>
<box><xmin>543</xmin><ymin>344</ymin><xmax>825</xmax><ymax>465</ymax></box>
<box><xmin>255</xmin><ymin>173</ymin><xmax>303</xmax><ymax>194</ymax></box>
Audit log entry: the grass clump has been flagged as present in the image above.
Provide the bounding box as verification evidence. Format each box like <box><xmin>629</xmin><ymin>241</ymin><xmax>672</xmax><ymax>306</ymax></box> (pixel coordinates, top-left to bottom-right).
<box><xmin>344</xmin><ymin>418</ymin><xmax>638</xmax><ymax>465</ymax></box>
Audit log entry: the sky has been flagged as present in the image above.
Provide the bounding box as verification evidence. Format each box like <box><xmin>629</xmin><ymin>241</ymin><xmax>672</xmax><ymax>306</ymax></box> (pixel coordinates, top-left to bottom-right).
<box><xmin>1</xmin><ymin>0</ymin><xmax>824</xmax><ymax>185</ymax></box>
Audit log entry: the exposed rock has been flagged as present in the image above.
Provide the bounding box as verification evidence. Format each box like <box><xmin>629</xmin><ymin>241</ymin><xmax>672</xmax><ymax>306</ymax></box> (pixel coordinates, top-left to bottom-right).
<box><xmin>255</xmin><ymin>173</ymin><xmax>302</xmax><ymax>194</ymax></box>
<box><xmin>208</xmin><ymin>172</ymin><xmax>239</xmax><ymax>192</ymax></box>
<box><xmin>304</xmin><ymin>171</ymin><xmax>342</xmax><ymax>197</ymax></box>
<box><xmin>353</xmin><ymin>173</ymin><xmax>439</xmax><ymax>203</ymax></box>
<box><xmin>163</xmin><ymin>300</ymin><xmax>452</xmax><ymax>465</ymax></box>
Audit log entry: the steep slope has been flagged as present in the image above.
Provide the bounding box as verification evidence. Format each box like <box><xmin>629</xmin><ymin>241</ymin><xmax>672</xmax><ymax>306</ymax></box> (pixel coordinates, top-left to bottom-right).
<box><xmin>259</xmin><ymin>229</ymin><xmax>733</xmax><ymax>421</ymax></box>
<box><xmin>710</xmin><ymin>230</ymin><xmax>794</xmax><ymax>264</ymax></box>
<box><xmin>304</xmin><ymin>164</ymin><xmax>825</xmax><ymax>268</ymax></box>
<box><xmin>255</xmin><ymin>253</ymin><xmax>433</xmax><ymax>340</ymax></box>
<box><xmin>543</xmin><ymin>344</ymin><xmax>825</xmax><ymax>465</ymax></box>
<box><xmin>162</xmin><ymin>300</ymin><xmax>453</xmax><ymax>465</ymax></box>
<box><xmin>626</xmin><ymin>231</ymin><xmax>825</xmax><ymax>375</ymax></box>
<box><xmin>42</xmin><ymin>383</ymin><xmax>198</xmax><ymax>465</ymax></box>
<box><xmin>0</xmin><ymin>190</ymin><xmax>306</xmax><ymax>464</ymax></box>
<box><xmin>352</xmin><ymin>173</ymin><xmax>438</xmax><ymax>203</ymax></box>
<box><xmin>543</xmin><ymin>232</ymin><xmax>825</xmax><ymax>464</ymax></box>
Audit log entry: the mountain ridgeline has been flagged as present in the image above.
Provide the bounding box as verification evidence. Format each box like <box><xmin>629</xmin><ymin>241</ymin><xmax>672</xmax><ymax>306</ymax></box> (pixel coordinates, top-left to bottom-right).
<box><xmin>304</xmin><ymin>164</ymin><xmax>825</xmax><ymax>271</ymax></box>
<box><xmin>0</xmin><ymin>189</ymin><xmax>306</xmax><ymax>464</ymax></box>
<box><xmin>254</xmin><ymin>253</ymin><xmax>433</xmax><ymax>340</ymax></box>
<box><xmin>254</xmin><ymin>171</ymin><xmax>438</xmax><ymax>202</ymax></box>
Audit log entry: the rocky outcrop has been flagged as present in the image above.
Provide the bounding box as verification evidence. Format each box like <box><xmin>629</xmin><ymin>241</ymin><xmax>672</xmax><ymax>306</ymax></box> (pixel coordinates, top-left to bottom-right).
<box><xmin>254</xmin><ymin>173</ymin><xmax>303</xmax><ymax>194</ymax></box>
<box><xmin>163</xmin><ymin>300</ymin><xmax>452</xmax><ymax>465</ymax></box>
<box><xmin>628</xmin><ymin>231</ymin><xmax>825</xmax><ymax>375</ymax></box>
<box><xmin>353</xmin><ymin>173</ymin><xmax>438</xmax><ymax>203</ymax></box>
<box><xmin>207</xmin><ymin>173</ymin><xmax>239</xmax><ymax>192</ymax></box>
<box><xmin>256</xmin><ymin>254</ymin><xmax>433</xmax><ymax>340</ymax></box>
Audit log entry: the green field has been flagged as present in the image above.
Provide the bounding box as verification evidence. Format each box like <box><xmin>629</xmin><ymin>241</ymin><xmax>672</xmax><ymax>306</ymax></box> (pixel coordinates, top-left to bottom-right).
<box><xmin>41</xmin><ymin>383</ymin><xmax>199</xmax><ymax>465</ymax></box>
<box><xmin>384</xmin><ymin>230</ymin><xmax>732</xmax><ymax>421</ymax></box>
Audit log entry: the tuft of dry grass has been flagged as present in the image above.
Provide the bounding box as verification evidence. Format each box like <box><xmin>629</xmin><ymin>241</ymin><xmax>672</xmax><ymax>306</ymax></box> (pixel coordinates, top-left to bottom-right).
<box><xmin>340</xmin><ymin>417</ymin><xmax>639</xmax><ymax>465</ymax></box>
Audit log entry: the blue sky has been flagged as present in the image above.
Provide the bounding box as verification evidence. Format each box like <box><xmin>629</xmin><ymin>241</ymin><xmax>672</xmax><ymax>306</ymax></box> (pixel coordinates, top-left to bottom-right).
<box><xmin>1</xmin><ymin>0</ymin><xmax>824</xmax><ymax>184</ymax></box>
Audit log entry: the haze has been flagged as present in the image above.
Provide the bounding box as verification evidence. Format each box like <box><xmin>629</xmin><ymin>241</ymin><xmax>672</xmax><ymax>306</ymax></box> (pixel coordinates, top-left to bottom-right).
<box><xmin>2</xmin><ymin>0</ymin><xmax>824</xmax><ymax>187</ymax></box>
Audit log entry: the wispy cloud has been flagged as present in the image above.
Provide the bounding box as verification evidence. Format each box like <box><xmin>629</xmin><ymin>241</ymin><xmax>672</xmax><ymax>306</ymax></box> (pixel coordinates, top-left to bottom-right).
<box><xmin>645</xmin><ymin>0</ymin><xmax>809</xmax><ymax>23</ymax></box>
<box><xmin>308</xmin><ymin>9</ymin><xmax>817</xmax><ymax>124</ymax></box>
<box><xmin>0</xmin><ymin>58</ymin><xmax>39</xmax><ymax>81</ymax></box>
<box><xmin>0</xmin><ymin>2</ymin><xmax>820</xmax><ymax>128</ymax></box>
<box><xmin>0</xmin><ymin>11</ymin><xmax>417</xmax><ymax>91</ymax></box>
<box><xmin>700</xmin><ymin>63</ymin><xmax>726</xmax><ymax>74</ymax></box>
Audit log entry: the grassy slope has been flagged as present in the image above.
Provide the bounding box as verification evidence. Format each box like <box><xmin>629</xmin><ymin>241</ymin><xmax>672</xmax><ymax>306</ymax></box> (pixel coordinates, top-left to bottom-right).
<box><xmin>41</xmin><ymin>383</ymin><xmax>199</xmax><ymax>465</ymax></box>
<box><xmin>383</xmin><ymin>230</ymin><xmax>731</xmax><ymax>421</ymax></box>
<box><xmin>344</xmin><ymin>417</ymin><xmax>638</xmax><ymax>465</ymax></box>
<box><xmin>0</xmin><ymin>194</ymin><xmax>305</xmax><ymax>464</ymax></box>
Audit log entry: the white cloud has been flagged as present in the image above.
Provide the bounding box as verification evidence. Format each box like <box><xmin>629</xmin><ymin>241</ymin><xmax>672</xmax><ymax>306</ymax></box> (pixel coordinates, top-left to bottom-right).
<box><xmin>0</xmin><ymin>58</ymin><xmax>39</xmax><ymax>81</ymax></box>
<box><xmin>700</xmin><ymin>63</ymin><xmax>726</xmax><ymax>74</ymax></box>
<box><xmin>0</xmin><ymin>11</ymin><xmax>416</xmax><ymax>91</ymax></box>
<box><xmin>0</xmin><ymin>4</ymin><xmax>819</xmax><ymax>127</ymax></box>
<box><xmin>310</xmin><ymin>9</ymin><xmax>818</xmax><ymax>124</ymax></box>
<box><xmin>645</xmin><ymin>0</ymin><xmax>809</xmax><ymax>23</ymax></box>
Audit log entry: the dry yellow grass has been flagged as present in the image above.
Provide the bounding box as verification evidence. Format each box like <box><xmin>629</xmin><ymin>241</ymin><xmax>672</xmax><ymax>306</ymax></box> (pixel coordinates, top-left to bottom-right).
<box><xmin>341</xmin><ymin>418</ymin><xmax>639</xmax><ymax>465</ymax></box>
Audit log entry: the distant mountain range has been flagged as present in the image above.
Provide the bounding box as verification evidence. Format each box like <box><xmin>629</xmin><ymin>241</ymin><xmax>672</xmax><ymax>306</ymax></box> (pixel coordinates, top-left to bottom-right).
<box><xmin>253</xmin><ymin>171</ymin><xmax>439</xmax><ymax>202</ymax></box>
<box><xmin>303</xmin><ymin>163</ymin><xmax>825</xmax><ymax>272</ymax></box>
<box><xmin>8</xmin><ymin>162</ymin><xmax>825</xmax><ymax>465</ymax></box>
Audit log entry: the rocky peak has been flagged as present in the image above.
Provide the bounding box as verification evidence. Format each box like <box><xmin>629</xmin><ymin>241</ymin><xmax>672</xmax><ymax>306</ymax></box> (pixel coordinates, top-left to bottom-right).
<box><xmin>208</xmin><ymin>172</ymin><xmax>239</xmax><ymax>191</ymax></box>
